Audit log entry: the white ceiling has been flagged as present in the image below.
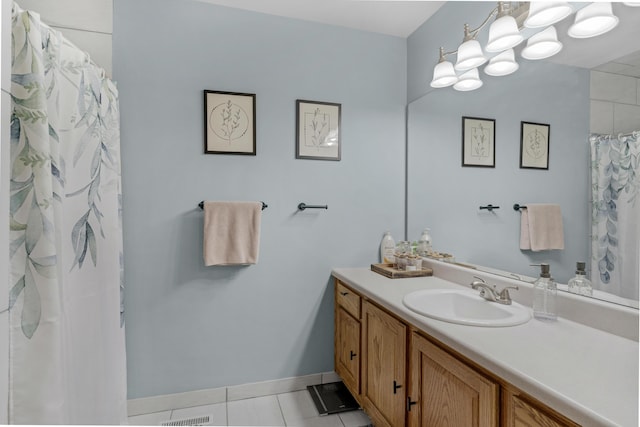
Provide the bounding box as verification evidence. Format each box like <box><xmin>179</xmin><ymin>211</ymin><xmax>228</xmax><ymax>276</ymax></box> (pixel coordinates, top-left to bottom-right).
<box><xmin>193</xmin><ymin>0</ymin><xmax>445</xmax><ymax>38</ymax></box>
<box><xmin>195</xmin><ymin>0</ymin><xmax>640</xmax><ymax>77</ymax></box>
<box><xmin>16</xmin><ymin>0</ymin><xmax>640</xmax><ymax>77</ymax></box>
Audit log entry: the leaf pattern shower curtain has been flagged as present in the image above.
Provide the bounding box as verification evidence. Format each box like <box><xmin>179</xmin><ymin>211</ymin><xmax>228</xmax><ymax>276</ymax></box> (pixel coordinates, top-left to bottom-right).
<box><xmin>590</xmin><ymin>132</ymin><xmax>640</xmax><ymax>302</ymax></box>
<box><xmin>9</xmin><ymin>5</ymin><xmax>126</xmax><ymax>424</ymax></box>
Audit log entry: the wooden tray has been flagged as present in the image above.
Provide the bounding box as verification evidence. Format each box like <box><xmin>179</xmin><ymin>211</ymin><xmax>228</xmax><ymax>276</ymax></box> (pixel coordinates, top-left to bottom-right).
<box><xmin>371</xmin><ymin>263</ymin><xmax>433</xmax><ymax>279</ymax></box>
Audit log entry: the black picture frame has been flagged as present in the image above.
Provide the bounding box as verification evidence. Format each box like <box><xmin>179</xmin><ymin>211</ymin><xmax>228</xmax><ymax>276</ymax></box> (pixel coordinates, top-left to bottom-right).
<box><xmin>461</xmin><ymin>116</ymin><xmax>496</xmax><ymax>168</ymax></box>
<box><xmin>204</xmin><ymin>90</ymin><xmax>256</xmax><ymax>155</ymax></box>
<box><xmin>520</xmin><ymin>121</ymin><xmax>550</xmax><ymax>170</ymax></box>
<box><xmin>296</xmin><ymin>99</ymin><xmax>342</xmax><ymax>161</ymax></box>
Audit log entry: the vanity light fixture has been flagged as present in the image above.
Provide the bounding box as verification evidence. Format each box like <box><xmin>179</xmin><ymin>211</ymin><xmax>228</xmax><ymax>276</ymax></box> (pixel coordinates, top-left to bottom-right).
<box><xmin>484</xmin><ymin>49</ymin><xmax>519</xmax><ymax>76</ymax></box>
<box><xmin>523</xmin><ymin>1</ymin><xmax>573</xmax><ymax>28</ymax></box>
<box><xmin>430</xmin><ymin>47</ymin><xmax>459</xmax><ymax>88</ymax></box>
<box><xmin>521</xmin><ymin>26</ymin><xmax>563</xmax><ymax>60</ymax></box>
<box><xmin>453</xmin><ymin>68</ymin><xmax>483</xmax><ymax>91</ymax></box>
<box><xmin>568</xmin><ymin>2</ymin><xmax>619</xmax><ymax>38</ymax></box>
<box><xmin>486</xmin><ymin>3</ymin><xmax>524</xmax><ymax>52</ymax></box>
<box><xmin>455</xmin><ymin>24</ymin><xmax>488</xmax><ymax>71</ymax></box>
<box><xmin>430</xmin><ymin>2</ymin><xmax>629</xmax><ymax>92</ymax></box>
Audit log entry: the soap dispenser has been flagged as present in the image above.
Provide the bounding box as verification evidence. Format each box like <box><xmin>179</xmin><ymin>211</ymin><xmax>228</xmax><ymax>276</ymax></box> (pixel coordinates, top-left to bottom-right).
<box><xmin>568</xmin><ymin>262</ymin><xmax>593</xmax><ymax>297</ymax></box>
<box><xmin>532</xmin><ymin>263</ymin><xmax>557</xmax><ymax>321</ymax></box>
<box><xmin>417</xmin><ymin>228</ymin><xmax>432</xmax><ymax>255</ymax></box>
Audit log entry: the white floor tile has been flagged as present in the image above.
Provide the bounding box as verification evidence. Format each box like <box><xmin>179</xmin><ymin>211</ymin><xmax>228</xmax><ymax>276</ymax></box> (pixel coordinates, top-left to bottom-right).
<box><xmin>285</xmin><ymin>414</ymin><xmax>343</xmax><ymax>427</ymax></box>
<box><xmin>171</xmin><ymin>402</ymin><xmax>227</xmax><ymax>426</ymax></box>
<box><xmin>338</xmin><ymin>410</ymin><xmax>372</xmax><ymax>427</ymax></box>
<box><xmin>127</xmin><ymin>410</ymin><xmax>172</xmax><ymax>426</ymax></box>
<box><xmin>227</xmin><ymin>395</ymin><xmax>285</xmax><ymax>426</ymax></box>
<box><xmin>277</xmin><ymin>390</ymin><xmax>320</xmax><ymax>423</ymax></box>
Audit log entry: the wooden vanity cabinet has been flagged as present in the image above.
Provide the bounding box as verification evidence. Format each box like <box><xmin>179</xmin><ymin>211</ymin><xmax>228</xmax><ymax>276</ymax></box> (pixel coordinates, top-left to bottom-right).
<box><xmin>361</xmin><ymin>300</ymin><xmax>407</xmax><ymax>427</ymax></box>
<box><xmin>335</xmin><ymin>281</ymin><xmax>362</xmax><ymax>395</ymax></box>
<box><xmin>408</xmin><ymin>331</ymin><xmax>499</xmax><ymax>427</ymax></box>
<box><xmin>333</xmin><ymin>279</ymin><xmax>580</xmax><ymax>427</ymax></box>
<box><xmin>502</xmin><ymin>385</ymin><xmax>580</xmax><ymax>427</ymax></box>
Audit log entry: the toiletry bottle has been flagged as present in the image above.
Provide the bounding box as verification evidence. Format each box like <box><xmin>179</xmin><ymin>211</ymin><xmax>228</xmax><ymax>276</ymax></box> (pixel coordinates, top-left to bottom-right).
<box><xmin>568</xmin><ymin>262</ymin><xmax>593</xmax><ymax>296</ymax></box>
<box><xmin>417</xmin><ymin>228</ymin><xmax>432</xmax><ymax>255</ymax></box>
<box><xmin>532</xmin><ymin>263</ymin><xmax>557</xmax><ymax>321</ymax></box>
<box><xmin>380</xmin><ymin>232</ymin><xmax>395</xmax><ymax>264</ymax></box>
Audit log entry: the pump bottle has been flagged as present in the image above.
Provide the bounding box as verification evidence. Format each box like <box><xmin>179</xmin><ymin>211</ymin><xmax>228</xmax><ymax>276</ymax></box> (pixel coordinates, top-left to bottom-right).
<box><xmin>417</xmin><ymin>228</ymin><xmax>432</xmax><ymax>255</ymax></box>
<box><xmin>532</xmin><ymin>263</ymin><xmax>557</xmax><ymax>321</ymax></box>
<box><xmin>568</xmin><ymin>262</ymin><xmax>593</xmax><ymax>296</ymax></box>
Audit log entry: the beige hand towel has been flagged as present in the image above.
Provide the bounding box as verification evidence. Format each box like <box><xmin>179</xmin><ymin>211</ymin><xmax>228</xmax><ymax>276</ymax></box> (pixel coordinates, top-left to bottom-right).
<box><xmin>520</xmin><ymin>204</ymin><xmax>564</xmax><ymax>251</ymax></box>
<box><xmin>203</xmin><ymin>201</ymin><xmax>262</xmax><ymax>266</ymax></box>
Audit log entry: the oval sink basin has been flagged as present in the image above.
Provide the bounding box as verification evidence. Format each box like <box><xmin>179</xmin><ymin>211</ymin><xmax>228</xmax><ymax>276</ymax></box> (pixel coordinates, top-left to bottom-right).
<box><xmin>403</xmin><ymin>289</ymin><xmax>531</xmax><ymax>327</ymax></box>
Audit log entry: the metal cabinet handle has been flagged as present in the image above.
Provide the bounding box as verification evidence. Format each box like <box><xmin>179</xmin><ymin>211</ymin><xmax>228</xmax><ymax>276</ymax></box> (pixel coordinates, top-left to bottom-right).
<box><xmin>407</xmin><ymin>397</ymin><xmax>417</xmax><ymax>412</ymax></box>
<box><xmin>393</xmin><ymin>380</ymin><xmax>402</xmax><ymax>394</ymax></box>
<box><xmin>340</xmin><ymin>291</ymin><xmax>349</xmax><ymax>296</ymax></box>
<box><xmin>350</xmin><ymin>350</ymin><xmax>357</xmax><ymax>360</ymax></box>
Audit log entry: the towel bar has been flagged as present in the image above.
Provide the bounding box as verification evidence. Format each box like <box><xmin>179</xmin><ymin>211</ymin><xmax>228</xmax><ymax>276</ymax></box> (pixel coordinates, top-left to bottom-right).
<box><xmin>513</xmin><ymin>203</ymin><xmax>527</xmax><ymax>211</ymax></box>
<box><xmin>298</xmin><ymin>203</ymin><xmax>328</xmax><ymax>211</ymax></box>
<box><xmin>479</xmin><ymin>204</ymin><xmax>500</xmax><ymax>212</ymax></box>
<box><xmin>198</xmin><ymin>201</ymin><xmax>268</xmax><ymax>210</ymax></box>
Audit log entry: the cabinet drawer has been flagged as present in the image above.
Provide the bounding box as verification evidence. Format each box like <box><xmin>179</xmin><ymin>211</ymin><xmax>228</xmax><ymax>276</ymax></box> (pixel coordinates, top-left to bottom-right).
<box><xmin>502</xmin><ymin>386</ymin><xmax>580</xmax><ymax>427</ymax></box>
<box><xmin>336</xmin><ymin>281</ymin><xmax>361</xmax><ymax>318</ymax></box>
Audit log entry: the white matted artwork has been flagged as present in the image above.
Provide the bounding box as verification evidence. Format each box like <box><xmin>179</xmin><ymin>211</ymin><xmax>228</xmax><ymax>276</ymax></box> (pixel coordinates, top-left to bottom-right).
<box><xmin>520</xmin><ymin>121</ymin><xmax>550</xmax><ymax>169</ymax></box>
<box><xmin>296</xmin><ymin>100</ymin><xmax>341</xmax><ymax>161</ymax></box>
<box><xmin>204</xmin><ymin>90</ymin><xmax>256</xmax><ymax>155</ymax></box>
<box><xmin>462</xmin><ymin>116</ymin><xmax>495</xmax><ymax>167</ymax></box>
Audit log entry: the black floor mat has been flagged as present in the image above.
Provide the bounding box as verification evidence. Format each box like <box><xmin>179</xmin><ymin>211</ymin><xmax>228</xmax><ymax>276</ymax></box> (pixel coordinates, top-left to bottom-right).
<box><xmin>307</xmin><ymin>381</ymin><xmax>360</xmax><ymax>416</ymax></box>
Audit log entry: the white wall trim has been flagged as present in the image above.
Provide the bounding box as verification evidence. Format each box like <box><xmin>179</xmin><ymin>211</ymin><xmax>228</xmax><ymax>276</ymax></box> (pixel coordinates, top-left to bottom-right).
<box><xmin>127</xmin><ymin>371</ymin><xmax>341</xmax><ymax>416</ymax></box>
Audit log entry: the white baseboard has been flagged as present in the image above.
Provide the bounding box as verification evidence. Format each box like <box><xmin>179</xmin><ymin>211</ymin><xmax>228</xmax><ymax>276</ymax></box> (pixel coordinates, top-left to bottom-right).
<box><xmin>127</xmin><ymin>371</ymin><xmax>342</xmax><ymax>416</ymax></box>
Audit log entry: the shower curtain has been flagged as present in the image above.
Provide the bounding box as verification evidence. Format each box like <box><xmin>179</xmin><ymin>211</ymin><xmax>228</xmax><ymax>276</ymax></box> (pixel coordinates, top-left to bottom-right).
<box><xmin>8</xmin><ymin>5</ymin><xmax>126</xmax><ymax>424</ymax></box>
<box><xmin>590</xmin><ymin>132</ymin><xmax>640</xmax><ymax>301</ymax></box>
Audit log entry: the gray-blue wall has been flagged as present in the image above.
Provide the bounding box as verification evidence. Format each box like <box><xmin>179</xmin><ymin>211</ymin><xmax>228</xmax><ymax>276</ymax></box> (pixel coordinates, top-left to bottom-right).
<box><xmin>114</xmin><ymin>0</ymin><xmax>592</xmax><ymax>399</ymax></box>
<box><xmin>114</xmin><ymin>0</ymin><xmax>406</xmax><ymax>399</ymax></box>
<box><xmin>406</xmin><ymin>2</ymin><xmax>590</xmax><ymax>284</ymax></box>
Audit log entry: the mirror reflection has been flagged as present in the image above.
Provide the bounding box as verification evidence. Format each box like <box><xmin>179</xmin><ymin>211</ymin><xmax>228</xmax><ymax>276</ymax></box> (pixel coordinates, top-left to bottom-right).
<box><xmin>407</xmin><ymin>3</ymin><xmax>640</xmax><ymax>309</ymax></box>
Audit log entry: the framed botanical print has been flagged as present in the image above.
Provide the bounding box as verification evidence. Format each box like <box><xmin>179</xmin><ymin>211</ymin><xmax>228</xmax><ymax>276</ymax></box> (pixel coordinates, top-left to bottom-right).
<box><xmin>462</xmin><ymin>116</ymin><xmax>495</xmax><ymax>167</ymax></box>
<box><xmin>296</xmin><ymin>100</ymin><xmax>341</xmax><ymax>161</ymax></box>
<box><xmin>520</xmin><ymin>121</ymin><xmax>550</xmax><ymax>170</ymax></box>
<box><xmin>204</xmin><ymin>90</ymin><xmax>256</xmax><ymax>155</ymax></box>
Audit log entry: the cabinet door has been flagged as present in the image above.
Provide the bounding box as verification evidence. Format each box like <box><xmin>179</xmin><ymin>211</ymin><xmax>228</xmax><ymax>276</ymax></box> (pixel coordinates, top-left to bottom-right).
<box><xmin>408</xmin><ymin>332</ymin><xmax>498</xmax><ymax>427</ymax></box>
<box><xmin>362</xmin><ymin>301</ymin><xmax>407</xmax><ymax>427</ymax></box>
<box><xmin>502</xmin><ymin>387</ymin><xmax>580</xmax><ymax>427</ymax></box>
<box><xmin>335</xmin><ymin>306</ymin><xmax>361</xmax><ymax>394</ymax></box>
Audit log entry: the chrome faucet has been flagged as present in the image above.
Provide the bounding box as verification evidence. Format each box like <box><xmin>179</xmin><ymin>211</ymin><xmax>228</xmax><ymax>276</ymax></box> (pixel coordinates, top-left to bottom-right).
<box><xmin>470</xmin><ymin>277</ymin><xmax>518</xmax><ymax>305</ymax></box>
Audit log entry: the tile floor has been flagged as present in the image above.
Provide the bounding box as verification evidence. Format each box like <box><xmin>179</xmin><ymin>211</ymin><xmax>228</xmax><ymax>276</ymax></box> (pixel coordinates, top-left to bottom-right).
<box><xmin>128</xmin><ymin>389</ymin><xmax>373</xmax><ymax>427</ymax></box>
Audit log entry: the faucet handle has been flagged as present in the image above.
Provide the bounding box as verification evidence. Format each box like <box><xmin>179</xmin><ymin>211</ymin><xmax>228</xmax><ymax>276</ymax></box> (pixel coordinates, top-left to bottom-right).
<box><xmin>470</xmin><ymin>276</ymin><xmax>487</xmax><ymax>288</ymax></box>
<box><xmin>497</xmin><ymin>286</ymin><xmax>518</xmax><ymax>302</ymax></box>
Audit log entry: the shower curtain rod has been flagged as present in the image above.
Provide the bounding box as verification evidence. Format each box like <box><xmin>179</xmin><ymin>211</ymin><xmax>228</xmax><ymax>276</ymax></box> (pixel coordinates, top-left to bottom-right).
<box><xmin>592</xmin><ymin>130</ymin><xmax>639</xmax><ymax>139</ymax></box>
<box><xmin>13</xmin><ymin>4</ymin><xmax>109</xmax><ymax>77</ymax></box>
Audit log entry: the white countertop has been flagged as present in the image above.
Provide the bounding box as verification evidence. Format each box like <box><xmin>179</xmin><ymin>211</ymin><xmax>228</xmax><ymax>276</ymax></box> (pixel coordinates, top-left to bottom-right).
<box><xmin>332</xmin><ymin>267</ymin><xmax>639</xmax><ymax>427</ymax></box>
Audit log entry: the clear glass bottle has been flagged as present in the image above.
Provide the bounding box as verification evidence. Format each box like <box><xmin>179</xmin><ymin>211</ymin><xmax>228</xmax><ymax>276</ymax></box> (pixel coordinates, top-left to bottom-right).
<box><xmin>532</xmin><ymin>263</ymin><xmax>557</xmax><ymax>321</ymax></box>
<box><xmin>568</xmin><ymin>262</ymin><xmax>593</xmax><ymax>297</ymax></box>
<box><xmin>396</xmin><ymin>254</ymin><xmax>407</xmax><ymax>271</ymax></box>
<box><xmin>395</xmin><ymin>241</ymin><xmax>410</xmax><ymax>256</ymax></box>
<box><xmin>417</xmin><ymin>228</ymin><xmax>432</xmax><ymax>255</ymax></box>
<box><xmin>407</xmin><ymin>255</ymin><xmax>420</xmax><ymax>271</ymax></box>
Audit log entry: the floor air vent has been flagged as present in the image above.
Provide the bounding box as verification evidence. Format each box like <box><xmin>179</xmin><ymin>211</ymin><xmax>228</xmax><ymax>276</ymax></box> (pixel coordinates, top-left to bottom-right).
<box><xmin>161</xmin><ymin>415</ymin><xmax>210</xmax><ymax>426</ymax></box>
<box><xmin>307</xmin><ymin>381</ymin><xmax>359</xmax><ymax>416</ymax></box>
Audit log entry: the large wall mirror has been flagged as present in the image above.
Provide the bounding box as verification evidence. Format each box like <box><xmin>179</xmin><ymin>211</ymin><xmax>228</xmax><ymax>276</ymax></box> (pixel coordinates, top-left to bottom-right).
<box><xmin>407</xmin><ymin>3</ymin><xmax>640</xmax><ymax>309</ymax></box>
